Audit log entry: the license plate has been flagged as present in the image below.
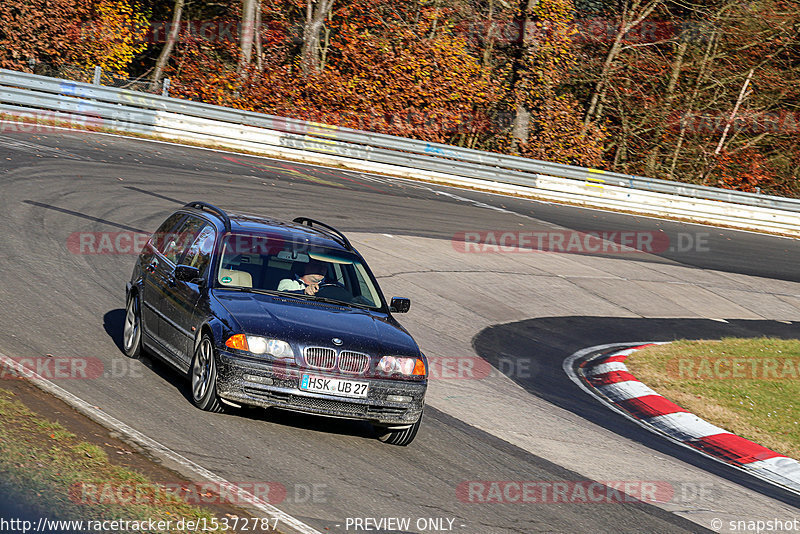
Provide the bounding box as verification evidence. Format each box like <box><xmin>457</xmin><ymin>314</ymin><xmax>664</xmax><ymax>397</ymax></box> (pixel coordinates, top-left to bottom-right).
<box><xmin>300</xmin><ymin>374</ymin><xmax>369</xmax><ymax>398</ymax></box>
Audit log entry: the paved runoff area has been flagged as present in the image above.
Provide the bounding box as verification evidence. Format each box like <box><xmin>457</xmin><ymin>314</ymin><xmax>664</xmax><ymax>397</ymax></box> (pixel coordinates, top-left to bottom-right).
<box><xmin>352</xmin><ymin>232</ymin><xmax>800</xmax><ymax>527</ymax></box>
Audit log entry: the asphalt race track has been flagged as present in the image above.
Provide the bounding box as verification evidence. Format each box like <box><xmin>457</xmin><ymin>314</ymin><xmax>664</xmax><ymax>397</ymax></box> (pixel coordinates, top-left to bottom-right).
<box><xmin>0</xmin><ymin>129</ymin><xmax>798</xmax><ymax>533</ymax></box>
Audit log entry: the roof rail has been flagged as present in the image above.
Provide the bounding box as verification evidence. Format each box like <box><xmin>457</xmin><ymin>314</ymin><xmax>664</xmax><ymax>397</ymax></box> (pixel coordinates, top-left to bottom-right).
<box><xmin>293</xmin><ymin>217</ymin><xmax>352</xmax><ymax>250</ymax></box>
<box><xmin>184</xmin><ymin>201</ymin><xmax>231</xmax><ymax>232</ymax></box>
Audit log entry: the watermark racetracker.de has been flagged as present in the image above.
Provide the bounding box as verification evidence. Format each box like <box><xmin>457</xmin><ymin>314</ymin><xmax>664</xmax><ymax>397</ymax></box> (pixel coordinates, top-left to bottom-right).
<box><xmin>456</xmin><ymin>480</ymin><xmax>716</xmax><ymax>505</ymax></box>
<box><xmin>452</xmin><ymin>230</ymin><xmax>709</xmax><ymax>254</ymax></box>
<box><xmin>0</xmin><ymin>356</ymin><xmax>142</xmax><ymax>381</ymax></box>
<box><xmin>666</xmin><ymin>356</ymin><xmax>800</xmax><ymax>380</ymax></box>
<box><xmin>69</xmin><ymin>480</ymin><xmax>328</xmax><ymax>506</ymax></box>
<box><xmin>0</xmin><ymin>111</ymin><xmax>104</xmax><ymax>134</ymax></box>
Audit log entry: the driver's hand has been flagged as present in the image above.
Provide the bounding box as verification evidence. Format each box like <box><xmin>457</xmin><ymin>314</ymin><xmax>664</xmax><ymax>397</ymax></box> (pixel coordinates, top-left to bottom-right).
<box><xmin>304</xmin><ymin>282</ymin><xmax>319</xmax><ymax>295</ymax></box>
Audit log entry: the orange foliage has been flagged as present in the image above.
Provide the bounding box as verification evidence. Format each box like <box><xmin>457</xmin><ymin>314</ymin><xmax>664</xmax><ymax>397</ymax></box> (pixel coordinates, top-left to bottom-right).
<box><xmin>714</xmin><ymin>149</ymin><xmax>774</xmax><ymax>194</ymax></box>
<box><xmin>0</xmin><ymin>0</ymin><xmax>93</xmax><ymax>69</ymax></box>
<box><xmin>171</xmin><ymin>1</ymin><xmax>498</xmax><ymax>143</ymax></box>
<box><xmin>495</xmin><ymin>0</ymin><xmax>606</xmax><ymax>166</ymax></box>
<box><xmin>70</xmin><ymin>0</ymin><xmax>148</xmax><ymax>74</ymax></box>
<box><xmin>518</xmin><ymin>95</ymin><xmax>606</xmax><ymax>167</ymax></box>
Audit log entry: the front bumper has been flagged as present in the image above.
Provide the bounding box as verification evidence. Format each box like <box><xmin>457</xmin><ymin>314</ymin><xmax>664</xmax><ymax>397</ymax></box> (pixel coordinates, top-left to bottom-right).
<box><xmin>216</xmin><ymin>349</ymin><xmax>426</xmax><ymax>425</ymax></box>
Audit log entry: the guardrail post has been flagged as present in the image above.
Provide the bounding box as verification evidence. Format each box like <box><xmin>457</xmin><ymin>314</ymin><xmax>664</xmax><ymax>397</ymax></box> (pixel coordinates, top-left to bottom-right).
<box><xmin>92</xmin><ymin>66</ymin><xmax>102</xmax><ymax>86</ymax></box>
<box><xmin>162</xmin><ymin>78</ymin><xmax>170</xmax><ymax>97</ymax></box>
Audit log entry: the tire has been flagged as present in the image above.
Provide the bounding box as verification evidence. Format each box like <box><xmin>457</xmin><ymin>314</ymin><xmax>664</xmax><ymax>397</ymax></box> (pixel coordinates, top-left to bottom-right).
<box><xmin>190</xmin><ymin>334</ymin><xmax>225</xmax><ymax>413</ymax></box>
<box><xmin>375</xmin><ymin>413</ymin><xmax>422</xmax><ymax>446</ymax></box>
<box><xmin>122</xmin><ymin>292</ymin><xmax>143</xmax><ymax>359</ymax></box>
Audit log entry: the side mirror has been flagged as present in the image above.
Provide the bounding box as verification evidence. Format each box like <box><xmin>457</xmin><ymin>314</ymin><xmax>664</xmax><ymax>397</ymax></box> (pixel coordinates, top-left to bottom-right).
<box><xmin>175</xmin><ymin>264</ymin><xmax>202</xmax><ymax>284</ymax></box>
<box><xmin>389</xmin><ymin>297</ymin><xmax>411</xmax><ymax>313</ymax></box>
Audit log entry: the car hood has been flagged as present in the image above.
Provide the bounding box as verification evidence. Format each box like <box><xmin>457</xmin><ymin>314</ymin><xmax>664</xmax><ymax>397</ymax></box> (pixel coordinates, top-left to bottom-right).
<box><xmin>213</xmin><ymin>290</ymin><xmax>419</xmax><ymax>357</ymax></box>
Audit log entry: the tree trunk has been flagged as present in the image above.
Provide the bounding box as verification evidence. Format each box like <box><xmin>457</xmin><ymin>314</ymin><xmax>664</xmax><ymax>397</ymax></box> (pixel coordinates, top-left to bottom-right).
<box><xmin>238</xmin><ymin>0</ymin><xmax>257</xmax><ymax>76</ymax></box>
<box><xmin>151</xmin><ymin>0</ymin><xmax>185</xmax><ymax>87</ymax></box>
<box><xmin>583</xmin><ymin>0</ymin><xmax>662</xmax><ymax>126</ymax></box>
<box><xmin>644</xmin><ymin>38</ymin><xmax>688</xmax><ymax>175</ymax></box>
<box><xmin>481</xmin><ymin>0</ymin><xmax>496</xmax><ymax>68</ymax></box>
<box><xmin>713</xmin><ymin>68</ymin><xmax>754</xmax><ymax>155</ymax></box>
<box><xmin>509</xmin><ymin>0</ymin><xmax>539</xmax><ymax>151</ymax></box>
<box><xmin>668</xmin><ymin>30</ymin><xmax>717</xmax><ymax>179</ymax></box>
<box><xmin>301</xmin><ymin>0</ymin><xmax>335</xmax><ymax>76</ymax></box>
<box><xmin>254</xmin><ymin>0</ymin><xmax>263</xmax><ymax>72</ymax></box>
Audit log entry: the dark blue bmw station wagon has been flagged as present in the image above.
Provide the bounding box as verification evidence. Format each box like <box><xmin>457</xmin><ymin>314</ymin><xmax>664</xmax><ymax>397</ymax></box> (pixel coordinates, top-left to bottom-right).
<box><xmin>124</xmin><ymin>202</ymin><xmax>426</xmax><ymax>445</ymax></box>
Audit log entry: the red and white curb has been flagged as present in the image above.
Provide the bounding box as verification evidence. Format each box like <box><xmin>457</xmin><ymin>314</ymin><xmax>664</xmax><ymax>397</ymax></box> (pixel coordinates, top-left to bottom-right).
<box><xmin>564</xmin><ymin>342</ymin><xmax>800</xmax><ymax>496</ymax></box>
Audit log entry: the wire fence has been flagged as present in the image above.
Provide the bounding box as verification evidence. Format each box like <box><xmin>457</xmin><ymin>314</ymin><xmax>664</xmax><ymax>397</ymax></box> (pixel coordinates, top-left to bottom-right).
<box><xmin>30</xmin><ymin>61</ymin><xmax>170</xmax><ymax>96</ymax></box>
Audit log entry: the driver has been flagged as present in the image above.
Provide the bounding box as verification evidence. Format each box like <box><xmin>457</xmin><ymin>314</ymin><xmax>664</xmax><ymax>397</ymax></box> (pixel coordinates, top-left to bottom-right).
<box><xmin>278</xmin><ymin>260</ymin><xmax>327</xmax><ymax>295</ymax></box>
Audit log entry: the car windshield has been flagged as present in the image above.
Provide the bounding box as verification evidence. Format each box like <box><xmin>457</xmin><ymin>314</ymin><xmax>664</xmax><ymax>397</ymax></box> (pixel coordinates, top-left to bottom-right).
<box><xmin>214</xmin><ymin>233</ymin><xmax>383</xmax><ymax>310</ymax></box>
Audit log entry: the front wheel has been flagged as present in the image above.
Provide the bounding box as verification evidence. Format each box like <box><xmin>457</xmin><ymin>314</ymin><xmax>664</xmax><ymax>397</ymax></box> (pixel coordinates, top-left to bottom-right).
<box><xmin>190</xmin><ymin>334</ymin><xmax>225</xmax><ymax>413</ymax></box>
<box><xmin>123</xmin><ymin>292</ymin><xmax>142</xmax><ymax>359</ymax></box>
<box><xmin>374</xmin><ymin>413</ymin><xmax>422</xmax><ymax>446</ymax></box>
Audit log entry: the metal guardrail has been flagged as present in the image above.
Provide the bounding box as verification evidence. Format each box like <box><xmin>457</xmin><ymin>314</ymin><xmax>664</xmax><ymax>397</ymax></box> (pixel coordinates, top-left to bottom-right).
<box><xmin>2</xmin><ymin>68</ymin><xmax>800</xmax><ymax>215</ymax></box>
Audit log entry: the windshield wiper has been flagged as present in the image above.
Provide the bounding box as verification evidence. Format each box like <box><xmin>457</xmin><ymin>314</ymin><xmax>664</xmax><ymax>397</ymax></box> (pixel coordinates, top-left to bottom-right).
<box><xmin>277</xmin><ymin>292</ymin><xmax>368</xmax><ymax>309</ymax></box>
<box><xmin>307</xmin><ymin>295</ymin><xmax>352</xmax><ymax>306</ymax></box>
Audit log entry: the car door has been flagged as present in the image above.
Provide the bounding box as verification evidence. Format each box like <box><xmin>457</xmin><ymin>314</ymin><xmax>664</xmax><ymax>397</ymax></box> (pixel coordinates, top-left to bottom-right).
<box><xmin>141</xmin><ymin>212</ymin><xmax>186</xmax><ymax>347</ymax></box>
<box><xmin>159</xmin><ymin>217</ymin><xmax>216</xmax><ymax>366</ymax></box>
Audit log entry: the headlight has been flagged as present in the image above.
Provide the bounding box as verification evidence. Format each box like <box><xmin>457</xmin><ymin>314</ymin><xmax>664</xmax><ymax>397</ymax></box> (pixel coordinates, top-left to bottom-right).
<box><xmin>377</xmin><ymin>356</ymin><xmax>426</xmax><ymax>376</ymax></box>
<box><xmin>225</xmin><ymin>335</ymin><xmax>295</xmax><ymax>359</ymax></box>
<box><xmin>263</xmin><ymin>338</ymin><xmax>294</xmax><ymax>359</ymax></box>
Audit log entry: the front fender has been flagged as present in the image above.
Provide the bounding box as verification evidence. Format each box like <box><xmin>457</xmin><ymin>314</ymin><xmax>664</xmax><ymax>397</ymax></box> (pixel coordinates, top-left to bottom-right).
<box><xmin>193</xmin><ymin>318</ymin><xmax>230</xmax><ymax>353</ymax></box>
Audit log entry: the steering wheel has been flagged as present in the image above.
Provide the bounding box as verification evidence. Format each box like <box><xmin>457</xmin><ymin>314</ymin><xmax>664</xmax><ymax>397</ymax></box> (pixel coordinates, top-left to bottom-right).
<box><xmin>316</xmin><ymin>282</ymin><xmax>352</xmax><ymax>301</ymax></box>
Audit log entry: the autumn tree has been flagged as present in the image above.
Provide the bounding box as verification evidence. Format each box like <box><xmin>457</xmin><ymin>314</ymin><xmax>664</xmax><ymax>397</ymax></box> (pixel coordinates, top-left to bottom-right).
<box><xmin>151</xmin><ymin>0</ymin><xmax>185</xmax><ymax>85</ymax></box>
<box><xmin>0</xmin><ymin>0</ymin><xmax>93</xmax><ymax>70</ymax></box>
<box><xmin>71</xmin><ymin>0</ymin><xmax>148</xmax><ymax>74</ymax></box>
<box><xmin>571</xmin><ymin>0</ymin><xmax>800</xmax><ymax>194</ymax></box>
<box><xmin>497</xmin><ymin>0</ymin><xmax>606</xmax><ymax>165</ymax></box>
<box><xmin>300</xmin><ymin>0</ymin><xmax>335</xmax><ymax>76</ymax></box>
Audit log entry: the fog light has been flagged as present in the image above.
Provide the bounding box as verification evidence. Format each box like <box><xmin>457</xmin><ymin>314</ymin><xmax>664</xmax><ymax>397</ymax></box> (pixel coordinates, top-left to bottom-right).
<box><xmin>386</xmin><ymin>394</ymin><xmax>412</xmax><ymax>403</ymax></box>
<box><xmin>244</xmin><ymin>374</ymin><xmax>273</xmax><ymax>385</ymax></box>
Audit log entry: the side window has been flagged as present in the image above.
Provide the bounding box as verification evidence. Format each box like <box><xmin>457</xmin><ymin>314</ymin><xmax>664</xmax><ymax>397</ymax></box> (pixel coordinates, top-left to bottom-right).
<box><xmin>150</xmin><ymin>213</ymin><xmax>185</xmax><ymax>255</ymax></box>
<box><xmin>164</xmin><ymin>216</ymin><xmax>206</xmax><ymax>264</ymax></box>
<box><xmin>179</xmin><ymin>224</ymin><xmax>216</xmax><ymax>277</ymax></box>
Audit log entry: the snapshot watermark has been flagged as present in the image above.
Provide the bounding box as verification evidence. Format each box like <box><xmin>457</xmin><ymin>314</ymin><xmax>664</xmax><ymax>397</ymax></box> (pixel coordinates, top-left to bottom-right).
<box><xmin>70</xmin><ymin>481</ymin><xmax>328</xmax><ymax>506</ymax></box>
<box><xmin>718</xmin><ymin>517</ymin><xmax>800</xmax><ymax>533</ymax></box>
<box><xmin>452</xmin><ymin>231</ymin><xmax>709</xmax><ymax>254</ymax></box>
<box><xmin>667</xmin><ymin>357</ymin><xmax>800</xmax><ymax>380</ymax></box>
